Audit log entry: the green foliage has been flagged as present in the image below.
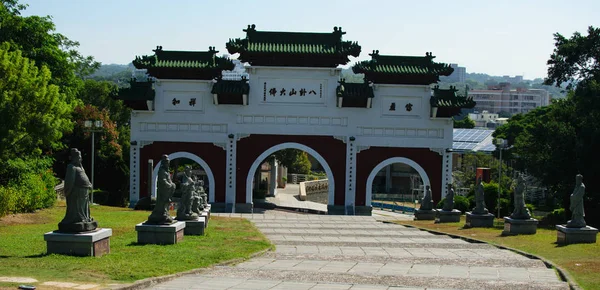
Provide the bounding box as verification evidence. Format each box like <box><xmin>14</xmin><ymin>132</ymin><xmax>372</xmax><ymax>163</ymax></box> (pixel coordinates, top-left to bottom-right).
<box><xmin>54</xmin><ymin>104</ymin><xmax>129</xmax><ymax>205</ymax></box>
<box><xmin>437</xmin><ymin>195</ymin><xmax>470</xmax><ymax>214</ymax></box>
<box><xmin>541</xmin><ymin>208</ymin><xmax>567</xmax><ymax>226</ymax></box>
<box><xmin>453</xmin><ymin>115</ymin><xmax>475</xmax><ymax>128</ymax></box>
<box><xmin>0</xmin><ymin>0</ymin><xmax>99</xmax><ymax>90</ymax></box>
<box><xmin>0</xmin><ymin>42</ymin><xmax>76</xmax><ymax>160</ymax></box>
<box><xmin>272</xmin><ymin>149</ymin><xmax>312</xmax><ymax>174</ymax></box>
<box><xmin>77</xmin><ymin>79</ymin><xmax>131</xmax><ymax>127</ymax></box>
<box><xmin>494</xmin><ymin>27</ymin><xmax>600</xmax><ymax>226</ymax></box>
<box><xmin>0</xmin><ymin>157</ymin><xmax>56</xmax><ymax>216</ymax></box>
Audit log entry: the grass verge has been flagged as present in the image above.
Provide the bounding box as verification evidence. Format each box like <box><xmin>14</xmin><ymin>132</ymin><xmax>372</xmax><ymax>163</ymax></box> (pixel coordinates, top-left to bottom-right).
<box><xmin>396</xmin><ymin>216</ymin><xmax>599</xmax><ymax>290</ymax></box>
<box><xmin>0</xmin><ymin>203</ymin><xmax>272</xmax><ymax>287</ymax></box>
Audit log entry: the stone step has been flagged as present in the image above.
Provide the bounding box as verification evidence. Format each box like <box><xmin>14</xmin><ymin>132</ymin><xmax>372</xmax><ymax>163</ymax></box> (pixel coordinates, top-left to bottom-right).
<box><xmin>189</xmin><ymin>263</ymin><xmax>568</xmax><ymax>290</ymax></box>
<box><xmin>266</xmin><ymin>235</ymin><xmax>466</xmax><ymax>244</ymax></box>
<box><xmin>148</xmin><ymin>275</ymin><xmax>457</xmax><ymax>290</ymax></box>
<box><xmin>263</xmin><ymin>252</ymin><xmax>542</xmax><ymax>268</ymax></box>
<box><xmin>261</xmin><ymin>228</ymin><xmax>452</xmax><ymax>237</ymax></box>
<box><xmin>252</xmin><ymin>223</ymin><xmax>418</xmax><ymax>230</ymax></box>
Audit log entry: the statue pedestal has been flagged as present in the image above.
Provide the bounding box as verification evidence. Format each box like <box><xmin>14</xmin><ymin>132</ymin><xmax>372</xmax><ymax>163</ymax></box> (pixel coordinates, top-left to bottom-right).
<box><xmin>414</xmin><ymin>209</ymin><xmax>436</xmax><ymax>220</ymax></box>
<box><xmin>465</xmin><ymin>212</ymin><xmax>495</xmax><ymax>228</ymax></box>
<box><xmin>183</xmin><ymin>218</ymin><xmax>205</xmax><ymax>236</ymax></box>
<box><xmin>435</xmin><ymin>209</ymin><xmax>461</xmax><ymax>223</ymax></box>
<box><xmin>556</xmin><ymin>225</ymin><xmax>598</xmax><ymax>245</ymax></box>
<box><xmin>44</xmin><ymin>228</ymin><xmax>112</xmax><ymax>257</ymax></box>
<box><xmin>136</xmin><ymin>221</ymin><xmax>185</xmax><ymax>245</ymax></box>
<box><xmin>502</xmin><ymin>217</ymin><xmax>538</xmax><ymax>235</ymax></box>
<box><xmin>201</xmin><ymin>211</ymin><xmax>209</xmax><ymax>228</ymax></box>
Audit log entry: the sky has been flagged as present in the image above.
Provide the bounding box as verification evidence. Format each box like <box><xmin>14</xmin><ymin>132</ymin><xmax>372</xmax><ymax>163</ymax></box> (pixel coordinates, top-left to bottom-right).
<box><xmin>20</xmin><ymin>0</ymin><xmax>600</xmax><ymax>80</ymax></box>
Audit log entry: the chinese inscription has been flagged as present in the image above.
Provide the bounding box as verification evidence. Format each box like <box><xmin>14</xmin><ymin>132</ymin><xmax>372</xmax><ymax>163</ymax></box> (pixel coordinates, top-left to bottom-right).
<box><xmin>264</xmin><ymin>87</ymin><xmax>321</xmax><ymax>98</ymax></box>
<box><xmin>389</xmin><ymin>102</ymin><xmax>396</xmax><ymax>111</ymax></box>
<box><xmin>405</xmin><ymin>103</ymin><xmax>413</xmax><ymax>111</ymax></box>
<box><xmin>172</xmin><ymin>98</ymin><xmax>180</xmax><ymax>106</ymax></box>
<box><xmin>189</xmin><ymin>98</ymin><xmax>196</xmax><ymax>107</ymax></box>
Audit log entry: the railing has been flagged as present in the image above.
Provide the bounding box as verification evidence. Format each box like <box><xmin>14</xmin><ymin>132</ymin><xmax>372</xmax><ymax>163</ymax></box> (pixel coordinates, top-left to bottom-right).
<box><xmin>298</xmin><ymin>179</ymin><xmax>328</xmax><ymax>201</ymax></box>
<box><xmin>288</xmin><ymin>173</ymin><xmax>327</xmax><ymax>184</ymax></box>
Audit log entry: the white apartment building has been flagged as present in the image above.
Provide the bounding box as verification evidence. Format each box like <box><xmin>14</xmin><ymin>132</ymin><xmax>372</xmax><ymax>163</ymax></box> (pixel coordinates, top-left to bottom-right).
<box><xmin>469</xmin><ymin>87</ymin><xmax>550</xmax><ymax>115</ymax></box>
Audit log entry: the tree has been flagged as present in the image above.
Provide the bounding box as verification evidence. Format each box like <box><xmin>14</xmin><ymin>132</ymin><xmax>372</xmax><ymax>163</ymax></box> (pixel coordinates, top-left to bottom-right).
<box><xmin>269</xmin><ymin>149</ymin><xmax>312</xmax><ymax>174</ymax></box>
<box><xmin>0</xmin><ymin>42</ymin><xmax>76</xmax><ymax>161</ymax></box>
<box><xmin>453</xmin><ymin>115</ymin><xmax>475</xmax><ymax>128</ymax></box>
<box><xmin>495</xmin><ymin>26</ymin><xmax>600</xmax><ymax>226</ymax></box>
<box><xmin>0</xmin><ymin>0</ymin><xmax>100</xmax><ymax>95</ymax></box>
<box><xmin>77</xmin><ymin>79</ymin><xmax>131</xmax><ymax>127</ymax></box>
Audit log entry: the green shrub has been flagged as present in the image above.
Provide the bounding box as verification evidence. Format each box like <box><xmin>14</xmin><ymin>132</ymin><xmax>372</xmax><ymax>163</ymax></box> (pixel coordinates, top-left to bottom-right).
<box><xmin>454</xmin><ymin>195</ymin><xmax>470</xmax><ymax>213</ymax></box>
<box><xmin>0</xmin><ymin>157</ymin><xmax>57</xmax><ymax>216</ymax></box>
<box><xmin>541</xmin><ymin>208</ymin><xmax>567</xmax><ymax>226</ymax></box>
<box><xmin>526</xmin><ymin>203</ymin><xmax>536</xmax><ymax>215</ymax></box>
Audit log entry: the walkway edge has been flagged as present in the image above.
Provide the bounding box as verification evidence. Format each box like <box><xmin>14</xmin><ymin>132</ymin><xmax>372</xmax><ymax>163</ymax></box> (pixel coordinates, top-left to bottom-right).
<box><xmin>107</xmin><ymin>247</ymin><xmax>273</xmax><ymax>290</ymax></box>
<box><xmin>394</xmin><ymin>222</ymin><xmax>582</xmax><ymax>290</ymax></box>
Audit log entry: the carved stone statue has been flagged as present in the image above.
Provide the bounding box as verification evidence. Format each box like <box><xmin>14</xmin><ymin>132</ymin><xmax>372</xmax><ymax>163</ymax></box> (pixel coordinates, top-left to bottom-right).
<box><xmin>472</xmin><ymin>177</ymin><xmax>489</xmax><ymax>214</ymax></box>
<box><xmin>176</xmin><ymin>166</ymin><xmax>199</xmax><ymax>221</ymax></box>
<box><xmin>510</xmin><ymin>174</ymin><xmax>531</xmax><ymax>219</ymax></box>
<box><xmin>443</xmin><ymin>184</ymin><xmax>455</xmax><ymax>211</ymax></box>
<box><xmin>58</xmin><ymin>148</ymin><xmax>98</xmax><ymax>233</ymax></box>
<box><xmin>567</xmin><ymin>174</ymin><xmax>586</xmax><ymax>228</ymax></box>
<box><xmin>193</xmin><ymin>177</ymin><xmax>207</xmax><ymax>212</ymax></box>
<box><xmin>419</xmin><ymin>185</ymin><xmax>433</xmax><ymax>211</ymax></box>
<box><xmin>146</xmin><ymin>154</ymin><xmax>176</xmax><ymax>224</ymax></box>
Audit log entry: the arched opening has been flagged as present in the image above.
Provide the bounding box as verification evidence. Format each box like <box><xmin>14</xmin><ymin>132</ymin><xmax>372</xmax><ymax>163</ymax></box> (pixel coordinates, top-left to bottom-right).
<box><xmin>245</xmin><ymin>143</ymin><xmax>334</xmax><ymax>209</ymax></box>
<box><xmin>152</xmin><ymin>152</ymin><xmax>215</xmax><ymax>203</ymax></box>
<box><xmin>366</xmin><ymin>157</ymin><xmax>430</xmax><ymax>208</ymax></box>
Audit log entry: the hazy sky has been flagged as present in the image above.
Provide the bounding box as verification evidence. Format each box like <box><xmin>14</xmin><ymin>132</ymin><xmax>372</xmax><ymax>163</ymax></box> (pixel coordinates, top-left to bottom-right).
<box><xmin>20</xmin><ymin>0</ymin><xmax>600</xmax><ymax>79</ymax></box>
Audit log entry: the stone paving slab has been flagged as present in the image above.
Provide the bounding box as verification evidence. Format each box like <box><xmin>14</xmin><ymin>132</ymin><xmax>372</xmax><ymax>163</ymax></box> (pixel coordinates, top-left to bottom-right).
<box><xmin>148</xmin><ymin>211</ymin><xmax>569</xmax><ymax>290</ymax></box>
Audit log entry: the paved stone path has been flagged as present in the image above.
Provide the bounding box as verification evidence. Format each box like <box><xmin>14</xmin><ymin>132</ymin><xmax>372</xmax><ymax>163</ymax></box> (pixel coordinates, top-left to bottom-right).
<box><xmin>265</xmin><ymin>183</ymin><xmax>327</xmax><ymax>213</ymax></box>
<box><xmin>148</xmin><ymin>211</ymin><xmax>568</xmax><ymax>290</ymax></box>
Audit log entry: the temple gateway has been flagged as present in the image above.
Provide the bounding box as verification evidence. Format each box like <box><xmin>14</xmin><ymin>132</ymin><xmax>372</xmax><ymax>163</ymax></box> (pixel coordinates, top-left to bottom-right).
<box><xmin>116</xmin><ymin>25</ymin><xmax>475</xmax><ymax>215</ymax></box>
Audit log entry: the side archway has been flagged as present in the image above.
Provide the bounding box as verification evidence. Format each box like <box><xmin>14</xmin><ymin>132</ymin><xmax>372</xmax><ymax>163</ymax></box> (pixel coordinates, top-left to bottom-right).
<box><xmin>152</xmin><ymin>151</ymin><xmax>216</xmax><ymax>203</ymax></box>
<box><xmin>365</xmin><ymin>157</ymin><xmax>431</xmax><ymax>206</ymax></box>
<box><xmin>245</xmin><ymin>142</ymin><xmax>335</xmax><ymax>206</ymax></box>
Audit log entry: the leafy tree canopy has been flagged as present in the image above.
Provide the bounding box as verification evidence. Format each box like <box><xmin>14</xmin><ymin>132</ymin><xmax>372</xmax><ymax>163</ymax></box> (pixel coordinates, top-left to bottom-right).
<box><xmin>453</xmin><ymin>115</ymin><xmax>475</xmax><ymax>129</ymax></box>
<box><xmin>0</xmin><ymin>42</ymin><xmax>76</xmax><ymax>161</ymax></box>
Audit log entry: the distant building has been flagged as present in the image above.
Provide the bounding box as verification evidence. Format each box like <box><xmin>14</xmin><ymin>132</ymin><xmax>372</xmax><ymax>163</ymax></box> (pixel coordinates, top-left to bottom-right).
<box><xmin>441</xmin><ymin>63</ymin><xmax>466</xmax><ymax>83</ymax></box>
<box><xmin>501</xmin><ymin>75</ymin><xmax>524</xmax><ymax>83</ymax></box>
<box><xmin>469</xmin><ymin>83</ymin><xmax>550</xmax><ymax>115</ymax></box>
<box><xmin>469</xmin><ymin>110</ymin><xmax>498</xmax><ymax>127</ymax></box>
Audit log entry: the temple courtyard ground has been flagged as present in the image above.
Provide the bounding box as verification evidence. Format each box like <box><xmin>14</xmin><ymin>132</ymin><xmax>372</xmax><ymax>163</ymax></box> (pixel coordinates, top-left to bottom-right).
<box><xmin>147</xmin><ymin>211</ymin><xmax>569</xmax><ymax>290</ymax></box>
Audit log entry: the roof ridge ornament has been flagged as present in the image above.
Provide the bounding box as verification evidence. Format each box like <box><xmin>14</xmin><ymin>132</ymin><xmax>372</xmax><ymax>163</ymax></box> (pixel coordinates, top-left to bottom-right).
<box><xmin>243</xmin><ymin>24</ymin><xmax>257</xmax><ymax>33</ymax></box>
<box><xmin>153</xmin><ymin>46</ymin><xmax>163</xmax><ymax>53</ymax></box>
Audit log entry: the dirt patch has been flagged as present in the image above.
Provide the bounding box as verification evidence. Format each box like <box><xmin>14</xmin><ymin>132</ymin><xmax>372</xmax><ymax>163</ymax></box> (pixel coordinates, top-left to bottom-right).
<box><xmin>0</xmin><ymin>210</ymin><xmax>56</xmax><ymax>226</ymax></box>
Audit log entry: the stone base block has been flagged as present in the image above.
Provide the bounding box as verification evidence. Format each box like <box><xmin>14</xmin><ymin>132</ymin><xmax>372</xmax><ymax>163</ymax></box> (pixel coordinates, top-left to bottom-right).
<box><xmin>435</xmin><ymin>209</ymin><xmax>461</xmax><ymax>223</ymax></box>
<box><xmin>354</xmin><ymin>206</ymin><xmax>373</xmax><ymax>216</ymax></box>
<box><xmin>556</xmin><ymin>225</ymin><xmax>598</xmax><ymax>245</ymax></box>
<box><xmin>503</xmin><ymin>217</ymin><xmax>538</xmax><ymax>235</ymax></box>
<box><xmin>414</xmin><ymin>209</ymin><xmax>436</xmax><ymax>220</ymax></box>
<box><xmin>183</xmin><ymin>218</ymin><xmax>205</xmax><ymax>235</ymax></box>
<box><xmin>44</xmin><ymin>228</ymin><xmax>112</xmax><ymax>257</ymax></box>
<box><xmin>327</xmin><ymin>205</ymin><xmax>345</xmax><ymax>215</ymax></box>
<box><xmin>465</xmin><ymin>212</ymin><xmax>495</xmax><ymax>228</ymax></box>
<box><xmin>136</xmin><ymin>221</ymin><xmax>185</xmax><ymax>245</ymax></box>
<box><xmin>235</xmin><ymin>203</ymin><xmax>253</xmax><ymax>213</ymax></box>
<box><xmin>203</xmin><ymin>208</ymin><xmax>211</xmax><ymax>220</ymax></box>
<box><xmin>200</xmin><ymin>212</ymin><xmax>209</xmax><ymax>228</ymax></box>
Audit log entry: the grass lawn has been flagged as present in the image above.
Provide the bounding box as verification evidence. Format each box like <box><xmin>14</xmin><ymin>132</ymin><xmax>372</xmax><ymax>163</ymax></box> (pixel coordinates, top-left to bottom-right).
<box><xmin>397</xmin><ymin>216</ymin><xmax>600</xmax><ymax>290</ymax></box>
<box><xmin>0</xmin><ymin>203</ymin><xmax>272</xmax><ymax>287</ymax></box>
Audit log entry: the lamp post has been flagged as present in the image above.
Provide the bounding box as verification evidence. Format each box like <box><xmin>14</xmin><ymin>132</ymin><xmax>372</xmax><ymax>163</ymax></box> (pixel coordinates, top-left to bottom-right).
<box><xmin>496</xmin><ymin>138</ymin><xmax>506</xmax><ymax>218</ymax></box>
<box><xmin>84</xmin><ymin>120</ymin><xmax>103</xmax><ymax>204</ymax></box>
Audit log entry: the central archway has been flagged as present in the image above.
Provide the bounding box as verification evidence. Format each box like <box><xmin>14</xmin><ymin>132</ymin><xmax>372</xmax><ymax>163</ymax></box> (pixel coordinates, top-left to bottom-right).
<box><xmin>152</xmin><ymin>151</ymin><xmax>216</xmax><ymax>203</ymax></box>
<box><xmin>245</xmin><ymin>142</ymin><xmax>335</xmax><ymax>206</ymax></box>
<box><xmin>365</xmin><ymin>157</ymin><xmax>430</xmax><ymax>206</ymax></box>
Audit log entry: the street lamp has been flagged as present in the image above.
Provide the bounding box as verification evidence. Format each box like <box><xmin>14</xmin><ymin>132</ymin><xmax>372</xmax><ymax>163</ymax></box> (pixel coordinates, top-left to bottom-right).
<box><xmin>84</xmin><ymin>120</ymin><xmax>103</xmax><ymax>204</ymax></box>
<box><xmin>496</xmin><ymin>138</ymin><xmax>507</xmax><ymax>218</ymax></box>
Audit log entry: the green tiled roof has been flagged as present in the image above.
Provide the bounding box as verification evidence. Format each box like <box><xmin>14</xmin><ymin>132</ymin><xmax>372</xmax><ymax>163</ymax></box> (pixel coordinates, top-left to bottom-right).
<box><xmin>116</xmin><ymin>79</ymin><xmax>155</xmax><ymax>101</ymax></box>
<box><xmin>431</xmin><ymin>85</ymin><xmax>476</xmax><ymax>117</ymax></box>
<box><xmin>352</xmin><ymin>50</ymin><xmax>454</xmax><ymax>85</ymax></box>
<box><xmin>336</xmin><ymin>80</ymin><xmax>374</xmax><ymax>99</ymax></box>
<box><xmin>226</xmin><ymin>25</ymin><xmax>361</xmax><ymax>67</ymax></box>
<box><xmin>211</xmin><ymin>78</ymin><xmax>250</xmax><ymax>95</ymax></box>
<box><xmin>132</xmin><ymin>46</ymin><xmax>234</xmax><ymax>80</ymax></box>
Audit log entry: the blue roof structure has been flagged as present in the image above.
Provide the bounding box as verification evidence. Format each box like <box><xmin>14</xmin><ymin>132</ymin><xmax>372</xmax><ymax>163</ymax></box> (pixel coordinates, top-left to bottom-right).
<box><xmin>452</xmin><ymin>129</ymin><xmax>496</xmax><ymax>154</ymax></box>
